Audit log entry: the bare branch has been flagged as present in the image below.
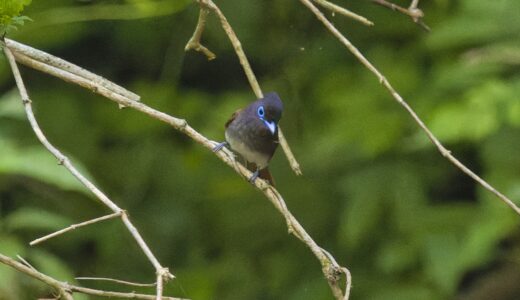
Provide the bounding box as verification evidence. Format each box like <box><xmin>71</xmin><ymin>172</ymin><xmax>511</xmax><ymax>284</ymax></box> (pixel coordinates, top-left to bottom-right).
<box><xmin>313</xmin><ymin>0</ymin><xmax>374</xmax><ymax>26</ymax></box>
<box><xmin>0</xmin><ymin>253</ymin><xmax>186</xmax><ymax>300</ymax></box>
<box><xmin>3</xmin><ymin>46</ymin><xmax>174</xmax><ymax>300</ymax></box>
<box><xmin>4</xmin><ymin>39</ymin><xmax>140</xmax><ymax>102</ymax></box>
<box><xmin>5</xmin><ymin>40</ymin><xmax>347</xmax><ymax>299</ymax></box>
<box><xmin>297</xmin><ymin>0</ymin><xmax>520</xmax><ymax>217</ymax></box>
<box><xmin>30</xmin><ymin>212</ymin><xmax>123</xmax><ymax>246</ymax></box>
<box><xmin>185</xmin><ymin>7</ymin><xmax>216</xmax><ymax>60</ymax></box>
<box><xmin>1</xmin><ymin>253</ymin><xmax>73</xmax><ymax>300</ymax></box>
<box><xmin>371</xmin><ymin>0</ymin><xmax>430</xmax><ymax>31</ymax></box>
<box><xmin>190</xmin><ymin>0</ymin><xmax>302</xmax><ymax>175</ymax></box>
<box><xmin>76</xmin><ymin>277</ymin><xmax>156</xmax><ymax>287</ymax></box>
<box><xmin>70</xmin><ymin>285</ymin><xmax>186</xmax><ymax>300</ymax></box>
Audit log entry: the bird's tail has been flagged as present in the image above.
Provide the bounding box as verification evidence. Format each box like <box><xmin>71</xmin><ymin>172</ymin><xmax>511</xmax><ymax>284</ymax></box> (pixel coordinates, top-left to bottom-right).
<box><xmin>247</xmin><ymin>163</ymin><xmax>275</xmax><ymax>186</ymax></box>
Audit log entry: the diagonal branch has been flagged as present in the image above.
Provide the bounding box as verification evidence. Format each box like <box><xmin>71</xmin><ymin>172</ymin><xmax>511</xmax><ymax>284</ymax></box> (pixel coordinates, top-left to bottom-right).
<box><xmin>298</xmin><ymin>0</ymin><xmax>520</xmax><ymax>217</ymax></box>
<box><xmin>5</xmin><ymin>39</ymin><xmax>349</xmax><ymax>300</ymax></box>
<box><xmin>1</xmin><ymin>253</ymin><xmax>73</xmax><ymax>300</ymax></box>
<box><xmin>187</xmin><ymin>0</ymin><xmax>303</xmax><ymax>175</ymax></box>
<box><xmin>3</xmin><ymin>45</ymin><xmax>175</xmax><ymax>300</ymax></box>
<box><xmin>5</xmin><ymin>39</ymin><xmax>140</xmax><ymax>101</ymax></box>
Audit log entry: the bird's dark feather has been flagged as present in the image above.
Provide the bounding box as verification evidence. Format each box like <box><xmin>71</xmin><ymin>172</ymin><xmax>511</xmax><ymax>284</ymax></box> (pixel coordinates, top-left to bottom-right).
<box><xmin>225</xmin><ymin>109</ymin><xmax>242</xmax><ymax>129</ymax></box>
<box><xmin>247</xmin><ymin>162</ymin><xmax>275</xmax><ymax>186</ymax></box>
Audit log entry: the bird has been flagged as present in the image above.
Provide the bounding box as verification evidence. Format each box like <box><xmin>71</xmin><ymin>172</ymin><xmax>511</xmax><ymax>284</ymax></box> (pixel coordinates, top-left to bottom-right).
<box><xmin>213</xmin><ymin>92</ymin><xmax>283</xmax><ymax>186</ymax></box>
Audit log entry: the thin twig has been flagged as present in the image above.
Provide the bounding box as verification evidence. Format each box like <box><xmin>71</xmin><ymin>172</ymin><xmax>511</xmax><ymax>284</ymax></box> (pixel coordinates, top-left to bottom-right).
<box><xmin>191</xmin><ymin>0</ymin><xmax>302</xmax><ymax>175</ymax></box>
<box><xmin>76</xmin><ymin>277</ymin><xmax>156</xmax><ymax>287</ymax></box>
<box><xmin>298</xmin><ymin>0</ymin><xmax>520</xmax><ymax>217</ymax></box>
<box><xmin>313</xmin><ymin>0</ymin><xmax>374</xmax><ymax>26</ymax></box>
<box><xmin>30</xmin><ymin>212</ymin><xmax>123</xmax><ymax>246</ymax></box>
<box><xmin>17</xmin><ymin>255</ymin><xmax>37</xmax><ymax>271</ymax></box>
<box><xmin>184</xmin><ymin>7</ymin><xmax>216</xmax><ymax>60</ymax></box>
<box><xmin>0</xmin><ymin>253</ymin><xmax>187</xmax><ymax>300</ymax></box>
<box><xmin>6</xmin><ymin>40</ymin><xmax>346</xmax><ymax>300</ymax></box>
<box><xmin>3</xmin><ymin>46</ymin><xmax>174</xmax><ymax>300</ymax></box>
<box><xmin>371</xmin><ymin>0</ymin><xmax>430</xmax><ymax>31</ymax></box>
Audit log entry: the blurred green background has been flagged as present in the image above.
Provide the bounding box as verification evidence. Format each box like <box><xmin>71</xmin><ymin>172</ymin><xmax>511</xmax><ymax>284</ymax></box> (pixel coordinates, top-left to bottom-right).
<box><xmin>1</xmin><ymin>0</ymin><xmax>520</xmax><ymax>299</ymax></box>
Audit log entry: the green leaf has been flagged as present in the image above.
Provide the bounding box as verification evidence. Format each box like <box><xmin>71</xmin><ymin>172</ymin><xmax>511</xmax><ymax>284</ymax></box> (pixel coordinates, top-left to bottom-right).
<box><xmin>5</xmin><ymin>208</ymin><xmax>72</xmax><ymax>232</ymax></box>
<box><xmin>429</xmin><ymin>80</ymin><xmax>517</xmax><ymax>142</ymax></box>
<box><xmin>0</xmin><ymin>139</ymin><xmax>93</xmax><ymax>194</ymax></box>
<box><xmin>0</xmin><ymin>234</ymin><xmax>25</xmax><ymax>256</ymax></box>
<box><xmin>30</xmin><ymin>250</ymin><xmax>76</xmax><ymax>282</ymax></box>
<box><xmin>0</xmin><ymin>88</ymin><xmax>26</xmax><ymax>119</ymax></box>
<box><xmin>0</xmin><ymin>0</ymin><xmax>32</xmax><ymax>35</ymax></box>
<box><xmin>0</xmin><ymin>235</ymin><xmax>25</xmax><ymax>296</ymax></box>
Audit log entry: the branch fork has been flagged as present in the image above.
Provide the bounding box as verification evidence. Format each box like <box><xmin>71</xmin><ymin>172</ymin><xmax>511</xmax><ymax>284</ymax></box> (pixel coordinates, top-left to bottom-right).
<box><xmin>371</xmin><ymin>0</ymin><xmax>430</xmax><ymax>31</ymax></box>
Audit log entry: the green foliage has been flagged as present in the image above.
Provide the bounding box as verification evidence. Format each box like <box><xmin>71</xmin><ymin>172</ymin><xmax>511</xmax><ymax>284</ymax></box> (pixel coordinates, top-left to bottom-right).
<box><xmin>0</xmin><ymin>0</ymin><xmax>520</xmax><ymax>299</ymax></box>
<box><xmin>0</xmin><ymin>0</ymin><xmax>31</xmax><ymax>36</ymax></box>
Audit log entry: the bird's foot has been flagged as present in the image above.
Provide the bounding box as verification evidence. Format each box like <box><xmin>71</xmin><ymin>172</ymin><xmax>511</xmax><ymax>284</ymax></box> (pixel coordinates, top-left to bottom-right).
<box><xmin>248</xmin><ymin>170</ymin><xmax>260</xmax><ymax>184</ymax></box>
<box><xmin>212</xmin><ymin>141</ymin><xmax>228</xmax><ymax>152</ymax></box>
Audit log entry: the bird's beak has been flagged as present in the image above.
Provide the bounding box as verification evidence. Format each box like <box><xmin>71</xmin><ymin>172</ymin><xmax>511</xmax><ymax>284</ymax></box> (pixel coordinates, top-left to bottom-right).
<box><xmin>263</xmin><ymin>120</ymin><xmax>277</xmax><ymax>135</ymax></box>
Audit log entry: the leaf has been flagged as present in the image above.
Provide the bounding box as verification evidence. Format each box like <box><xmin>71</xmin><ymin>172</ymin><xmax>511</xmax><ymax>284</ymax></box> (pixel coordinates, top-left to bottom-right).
<box><xmin>428</xmin><ymin>80</ymin><xmax>517</xmax><ymax>142</ymax></box>
<box><xmin>0</xmin><ymin>235</ymin><xmax>26</xmax><ymax>297</ymax></box>
<box><xmin>0</xmin><ymin>88</ymin><xmax>26</xmax><ymax>119</ymax></box>
<box><xmin>0</xmin><ymin>139</ymin><xmax>94</xmax><ymax>194</ymax></box>
<box><xmin>30</xmin><ymin>249</ymin><xmax>76</xmax><ymax>283</ymax></box>
<box><xmin>0</xmin><ymin>0</ymin><xmax>32</xmax><ymax>35</ymax></box>
<box><xmin>0</xmin><ymin>234</ymin><xmax>25</xmax><ymax>256</ymax></box>
<box><xmin>5</xmin><ymin>207</ymin><xmax>72</xmax><ymax>232</ymax></box>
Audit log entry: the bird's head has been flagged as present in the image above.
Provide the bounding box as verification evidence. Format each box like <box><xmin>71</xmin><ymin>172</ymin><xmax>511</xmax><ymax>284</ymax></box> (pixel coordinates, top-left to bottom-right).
<box><xmin>252</xmin><ymin>92</ymin><xmax>283</xmax><ymax>135</ymax></box>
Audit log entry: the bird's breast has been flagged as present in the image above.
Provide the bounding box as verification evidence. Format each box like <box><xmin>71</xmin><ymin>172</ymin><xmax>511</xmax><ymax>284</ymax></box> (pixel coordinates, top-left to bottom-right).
<box><xmin>225</xmin><ymin>130</ymin><xmax>271</xmax><ymax>169</ymax></box>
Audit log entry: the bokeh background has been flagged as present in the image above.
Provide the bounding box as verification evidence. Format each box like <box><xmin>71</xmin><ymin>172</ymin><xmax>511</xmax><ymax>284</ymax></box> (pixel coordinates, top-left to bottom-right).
<box><xmin>1</xmin><ymin>0</ymin><xmax>520</xmax><ymax>299</ymax></box>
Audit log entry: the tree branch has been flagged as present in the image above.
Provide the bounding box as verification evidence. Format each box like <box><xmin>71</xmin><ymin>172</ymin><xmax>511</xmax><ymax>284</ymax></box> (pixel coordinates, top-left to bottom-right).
<box><xmin>0</xmin><ymin>253</ymin><xmax>186</xmax><ymax>300</ymax></box>
<box><xmin>3</xmin><ymin>45</ymin><xmax>175</xmax><ymax>300</ymax></box>
<box><xmin>0</xmin><ymin>253</ymin><xmax>73</xmax><ymax>300</ymax></box>
<box><xmin>0</xmin><ymin>253</ymin><xmax>187</xmax><ymax>300</ymax></box>
<box><xmin>5</xmin><ymin>39</ymin><xmax>348</xmax><ymax>299</ymax></box>
<box><xmin>4</xmin><ymin>39</ymin><xmax>140</xmax><ymax>101</ymax></box>
<box><xmin>297</xmin><ymin>0</ymin><xmax>520</xmax><ymax>217</ymax></box>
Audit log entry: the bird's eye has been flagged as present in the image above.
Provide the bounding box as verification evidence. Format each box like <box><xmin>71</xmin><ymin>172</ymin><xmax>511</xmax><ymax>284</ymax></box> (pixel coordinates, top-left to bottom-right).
<box><xmin>257</xmin><ymin>106</ymin><xmax>265</xmax><ymax>118</ymax></box>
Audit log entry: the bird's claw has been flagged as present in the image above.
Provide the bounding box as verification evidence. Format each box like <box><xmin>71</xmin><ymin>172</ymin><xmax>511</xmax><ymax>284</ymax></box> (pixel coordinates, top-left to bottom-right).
<box><xmin>213</xmin><ymin>141</ymin><xmax>228</xmax><ymax>152</ymax></box>
<box><xmin>248</xmin><ymin>170</ymin><xmax>259</xmax><ymax>184</ymax></box>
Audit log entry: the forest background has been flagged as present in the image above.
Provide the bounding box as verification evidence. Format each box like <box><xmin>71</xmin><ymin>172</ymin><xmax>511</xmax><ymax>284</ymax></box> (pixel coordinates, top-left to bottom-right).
<box><xmin>0</xmin><ymin>0</ymin><xmax>520</xmax><ymax>299</ymax></box>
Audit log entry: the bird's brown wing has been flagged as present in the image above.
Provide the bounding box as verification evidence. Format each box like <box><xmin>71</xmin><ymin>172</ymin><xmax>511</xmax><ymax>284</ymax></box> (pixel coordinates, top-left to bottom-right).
<box><xmin>225</xmin><ymin>109</ymin><xmax>242</xmax><ymax>128</ymax></box>
<box><xmin>246</xmin><ymin>162</ymin><xmax>275</xmax><ymax>186</ymax></box>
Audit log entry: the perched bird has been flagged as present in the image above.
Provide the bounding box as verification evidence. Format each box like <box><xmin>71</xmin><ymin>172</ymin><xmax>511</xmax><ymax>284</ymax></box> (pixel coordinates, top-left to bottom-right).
<box><xmin>213</xmin><ymin>92</ymin><xmax>283</xmax><ymax>185</ymax></box>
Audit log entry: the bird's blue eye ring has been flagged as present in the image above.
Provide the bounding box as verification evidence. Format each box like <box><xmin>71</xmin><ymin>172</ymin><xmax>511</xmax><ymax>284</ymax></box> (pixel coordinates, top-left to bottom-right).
<box><xmin>257</xmin><ymin>106</ymin><xmax>265</xmax><ymax>118</ymax></box>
